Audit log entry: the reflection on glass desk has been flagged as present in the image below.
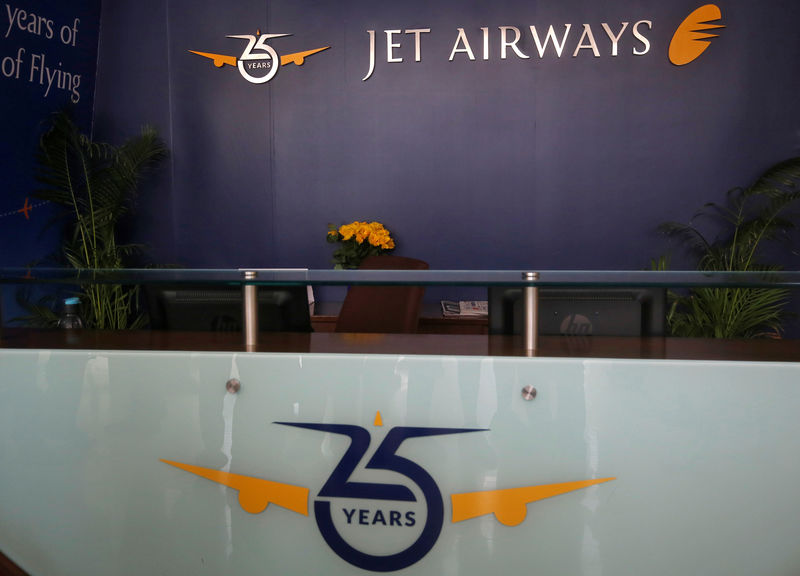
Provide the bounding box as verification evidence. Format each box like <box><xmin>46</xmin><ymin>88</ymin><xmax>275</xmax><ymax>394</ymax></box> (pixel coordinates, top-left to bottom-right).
<box><xmin>310</xmin><ymin>301</ymin><xmax>489</xmax><ymax>334</ymax></box>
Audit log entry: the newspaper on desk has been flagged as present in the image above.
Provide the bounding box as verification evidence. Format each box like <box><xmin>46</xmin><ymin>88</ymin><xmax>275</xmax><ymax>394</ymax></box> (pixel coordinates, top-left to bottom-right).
<box><xmin>440</xmin><ymin>300</ymin><xmax>488</xmax><ymax>317</ymax></box>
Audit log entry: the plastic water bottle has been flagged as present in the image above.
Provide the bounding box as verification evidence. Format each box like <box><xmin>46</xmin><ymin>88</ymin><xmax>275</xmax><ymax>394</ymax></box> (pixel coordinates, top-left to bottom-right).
<box><xmin>58</xmin><ymin>297</ymin><xmax>83</xmax><ymax>329</ymax></box>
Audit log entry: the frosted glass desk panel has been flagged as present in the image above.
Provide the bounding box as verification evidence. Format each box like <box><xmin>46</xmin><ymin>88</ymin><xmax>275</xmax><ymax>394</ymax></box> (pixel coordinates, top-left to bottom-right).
<box><xmin>1</xmin><ymin>349</ymin><xmax>798</xmax><ymax>576</ymax></box>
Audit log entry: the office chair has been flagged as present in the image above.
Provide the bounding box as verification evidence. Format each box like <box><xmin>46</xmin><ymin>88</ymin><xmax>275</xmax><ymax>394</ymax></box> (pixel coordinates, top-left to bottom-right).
<box><xmin>335</xmin><ymin>255</ymin><xmax>429</xmax><ymax>333</ymax></box>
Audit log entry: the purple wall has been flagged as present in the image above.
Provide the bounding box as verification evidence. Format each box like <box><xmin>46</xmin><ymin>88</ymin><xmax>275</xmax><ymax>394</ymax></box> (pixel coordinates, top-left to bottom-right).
<box><xmin>0</xmin><ymin>0</ymin><xmax>101</xmax><ymax>322</ymax></box>
<box><xmin>1</xmin><ymin>1</ymin><xmax>797</xmax><ymax>330</ymax></box>
<box><xmin>0</xmin><ymin>0</ymin><xmax>100</xmax><ymax>267</ymax></box>
<box><xmin>93</xmin><ymin>1</ymin><xmax>800</xmax><ymax>277</ymax></box>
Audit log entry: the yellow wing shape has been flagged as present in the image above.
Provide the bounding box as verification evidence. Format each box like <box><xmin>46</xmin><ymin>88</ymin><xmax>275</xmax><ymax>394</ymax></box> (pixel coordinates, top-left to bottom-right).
<box><xmin>188</xmin><ymin>50</ymin><xmax>237</xmax><ymax>68</ymax></box>
<box><xmin>162</xmin><ymin>459</ymin><xmax>309</xmax><ymax>516</ymax></box>
<box><xmin>280</xmin><ymin>46</ymin><xmax>330</xmax><ymax>66</ymax></box>
<box><xmin>451</xmin><ymin>478</ymin><xmax>615</xmax><ymax>526</ymax></box>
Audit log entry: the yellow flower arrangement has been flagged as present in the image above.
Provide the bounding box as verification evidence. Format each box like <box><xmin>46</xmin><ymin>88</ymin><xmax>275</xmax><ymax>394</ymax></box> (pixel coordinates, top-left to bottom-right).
<box><xmin>326</xmin><ymin>221</ymin><xmax>396</xmax><ymax>269</ymax></box>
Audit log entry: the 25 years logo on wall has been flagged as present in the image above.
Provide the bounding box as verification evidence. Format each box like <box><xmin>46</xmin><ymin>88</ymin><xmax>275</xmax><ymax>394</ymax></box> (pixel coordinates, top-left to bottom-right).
<box><xmin>190</xmin><ymin>30</ymin><xmax>329</xmax><ymax>84</ymax></box>
<box><xmin>163</xmin><ymin>412</ymin><xmax>614</xmax><ymax>571</ymax></box>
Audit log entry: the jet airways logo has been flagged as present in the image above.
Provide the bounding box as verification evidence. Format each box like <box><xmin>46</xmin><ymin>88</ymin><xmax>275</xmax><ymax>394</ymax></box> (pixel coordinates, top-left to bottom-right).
<box><xmin>362</xmin><ymin>4</ymin><xmax>726</xmax><ymax>80</ymax></box>
<box><xmin>669</xmin><ymin>4</ymin><xmax>725</xmax><ymax>66</ymax></box>
<box><xmin>163</xmin><ymin>413</ymin><xmax>614</xmax><ymax>571</ymax></box>
<box><xmin>190</xmin><ymin>30</ymin><xmax>329</xmax><ymax>84</ymax></box>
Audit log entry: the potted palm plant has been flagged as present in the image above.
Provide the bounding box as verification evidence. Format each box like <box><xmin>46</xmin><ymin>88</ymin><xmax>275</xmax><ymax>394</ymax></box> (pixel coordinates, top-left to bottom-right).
<box><xmin>22</xmin><ymin>108</ymin><xmax>168</xmax><ymax>329</ymax></box>
<box><xmin>657</xmin><ymin>157</ymin><xmax>800</xmax><ymax>338</ymax></box>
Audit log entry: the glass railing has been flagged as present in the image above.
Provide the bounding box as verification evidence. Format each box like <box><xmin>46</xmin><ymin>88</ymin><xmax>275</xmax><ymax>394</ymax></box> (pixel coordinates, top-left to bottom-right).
<box><xmin>2</xmin><ymin>267</ymin><xmax>800</xmax><ymax>288</ymax></box>
<box><xmin>2</xmin><ymin>267</ymin><xmax>799</xmax><ymax>359</ymax></box>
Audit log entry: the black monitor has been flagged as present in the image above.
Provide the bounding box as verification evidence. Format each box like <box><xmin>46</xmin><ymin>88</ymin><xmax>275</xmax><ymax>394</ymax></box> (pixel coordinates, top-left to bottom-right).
<box><xmin>145</xmin><ymin>285</ymin><xmax>312</xmax><ymax>332</ymax></box>
<box><xmin>488</xmin><ymin>286</ymin><xmax>665</xmax><ymax>336</ymax></box>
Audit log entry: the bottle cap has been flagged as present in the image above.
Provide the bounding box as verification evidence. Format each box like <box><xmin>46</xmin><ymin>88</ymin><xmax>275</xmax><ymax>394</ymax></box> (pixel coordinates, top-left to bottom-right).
<box><xmin>64</xmin><ymin>297</ymin><xmax>80</xmax><ymax>305</ymax></box>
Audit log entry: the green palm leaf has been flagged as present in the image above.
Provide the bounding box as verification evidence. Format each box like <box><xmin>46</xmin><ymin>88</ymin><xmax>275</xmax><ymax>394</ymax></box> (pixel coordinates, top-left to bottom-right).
<box><xmin>23</xmin><ymin>108</ymin><xmax>168</xmax><ymax>329</ymax></box>
<box><xmin>658</xmin><ymin>157</ymin><xmax>800</xmax><ymax>338</ymax></box>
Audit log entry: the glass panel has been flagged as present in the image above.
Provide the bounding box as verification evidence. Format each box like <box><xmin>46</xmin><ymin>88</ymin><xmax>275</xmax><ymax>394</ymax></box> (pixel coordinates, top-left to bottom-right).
<box><xmin>3</xmin><ymin>267</ymin><xmax>800</xmax><ymax>288</ymax></box>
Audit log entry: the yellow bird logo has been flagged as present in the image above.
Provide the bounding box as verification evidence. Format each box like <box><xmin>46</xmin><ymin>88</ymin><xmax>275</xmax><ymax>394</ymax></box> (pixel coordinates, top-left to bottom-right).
<box><xmin>669</xmin><ymin>4</ymin><xmax>726</xmax><ymax>66</ymax></box>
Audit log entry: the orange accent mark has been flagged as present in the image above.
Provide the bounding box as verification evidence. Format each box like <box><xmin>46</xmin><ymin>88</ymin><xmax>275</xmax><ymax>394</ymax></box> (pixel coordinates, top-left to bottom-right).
<box><xmin>161</xmin><ymin>460</ymin><xmax>309</xmax><ymax>516</ymax></box>
<box><xmin>280</xmin><ymin>46</ymin><xmax>330</xmax><ymax>66</ymax></box>
<box><xmin>189</xmin><ymin>50</ymin><xmax>237</xmax><ymax>68</ymax></box>
<box><xmin>374</xmin><ymin>411</ymin><xmax>383</xmax><ymax>426</ymax></box>
<box><xmin>669</xmin><ymin>4</ymin><xmax>725</xmax><ymax>66</ymax></box>
<box><xmin>18</xmin><ymin>197</ymin><xmax>32</xmax><ymax>219</ymax></box>
<box><xmin>451</xmin><ymin>478</ymin><xmax>615</xmax><ymax>526</ymax></box>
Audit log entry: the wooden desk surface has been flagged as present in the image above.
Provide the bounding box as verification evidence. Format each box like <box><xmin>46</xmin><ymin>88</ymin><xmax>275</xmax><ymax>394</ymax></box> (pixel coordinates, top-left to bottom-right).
<box><xmin>2</xmin><ymin>328</ymin><xmax>799</xmax><ymax>362</ymax></box>
<box><xmin>311</xmin><ymin>313</ymin><xmax>488</xmax><ymax>334</ymax></box>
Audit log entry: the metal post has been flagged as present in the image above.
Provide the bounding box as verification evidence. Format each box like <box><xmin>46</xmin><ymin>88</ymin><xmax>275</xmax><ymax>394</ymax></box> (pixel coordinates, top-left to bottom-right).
<box><xmin>523</xmin><ymin>271</ymin><xmax>539</xmax><ymax>353</ymax></box>
<box><xmin>242</xmin><ymin>270</ymin><xmax>258</xmax><ymax>351</ymax></box>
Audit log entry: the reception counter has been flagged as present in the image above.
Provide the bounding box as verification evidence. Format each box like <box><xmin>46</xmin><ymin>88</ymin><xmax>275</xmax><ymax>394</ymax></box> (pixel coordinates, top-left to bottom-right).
<box><xmin>1</xmin><ymin>269</ymin><xmax>799</xmax><ymax>575</ymax></box>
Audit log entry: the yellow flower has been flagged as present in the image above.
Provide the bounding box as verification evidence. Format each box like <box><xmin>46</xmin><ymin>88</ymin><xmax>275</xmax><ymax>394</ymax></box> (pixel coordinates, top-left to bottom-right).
<box><xmin>367</xmin><ymin>227</ymin><xmax>390</xmax><ymax>248</ymax></box>
<box><xmin>352</xmin><ymin>222</ymin><xmax>368</xmax><ymax>244</ymax></box>
<box><xmin>328</xmin><ymin>220</ymin><xmax>395</xmax><ymax>268</ymax></box>
<box><xmin>339</xmin><ymin>223</ymin><xmax>356</xmax><ymax>241</ymax></box>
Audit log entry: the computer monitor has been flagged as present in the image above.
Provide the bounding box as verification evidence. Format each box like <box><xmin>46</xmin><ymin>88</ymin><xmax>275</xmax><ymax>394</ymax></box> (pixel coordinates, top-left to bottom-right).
<box><xmin>488</xmin><ymin>286</ymin><xmax>665</xmax><ymax>336</ymax></box>
<box><xmin>146</xmin><ymin>285</ymin><xmax>312</xmax><ymax>332</ymax></box>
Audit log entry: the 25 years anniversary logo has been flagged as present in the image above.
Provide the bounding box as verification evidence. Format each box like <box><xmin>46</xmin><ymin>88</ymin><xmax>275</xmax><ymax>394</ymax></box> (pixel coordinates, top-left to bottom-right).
<box><xmin>163</xmin><ymin>412</ymin><xmax>614</xmax><ymax>571</ymax></box>
<box><xmin>189</xmin><ymin>4</ymin><xmax>725</xmax><ymax>85</ymax></box>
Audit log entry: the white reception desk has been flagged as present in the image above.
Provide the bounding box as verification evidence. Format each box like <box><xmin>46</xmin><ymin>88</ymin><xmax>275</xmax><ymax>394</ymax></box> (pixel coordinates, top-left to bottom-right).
<box><xmin>1</xmin><ymin>269</ymin><xmax>799</xmax><ymax>576</ymax></box>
